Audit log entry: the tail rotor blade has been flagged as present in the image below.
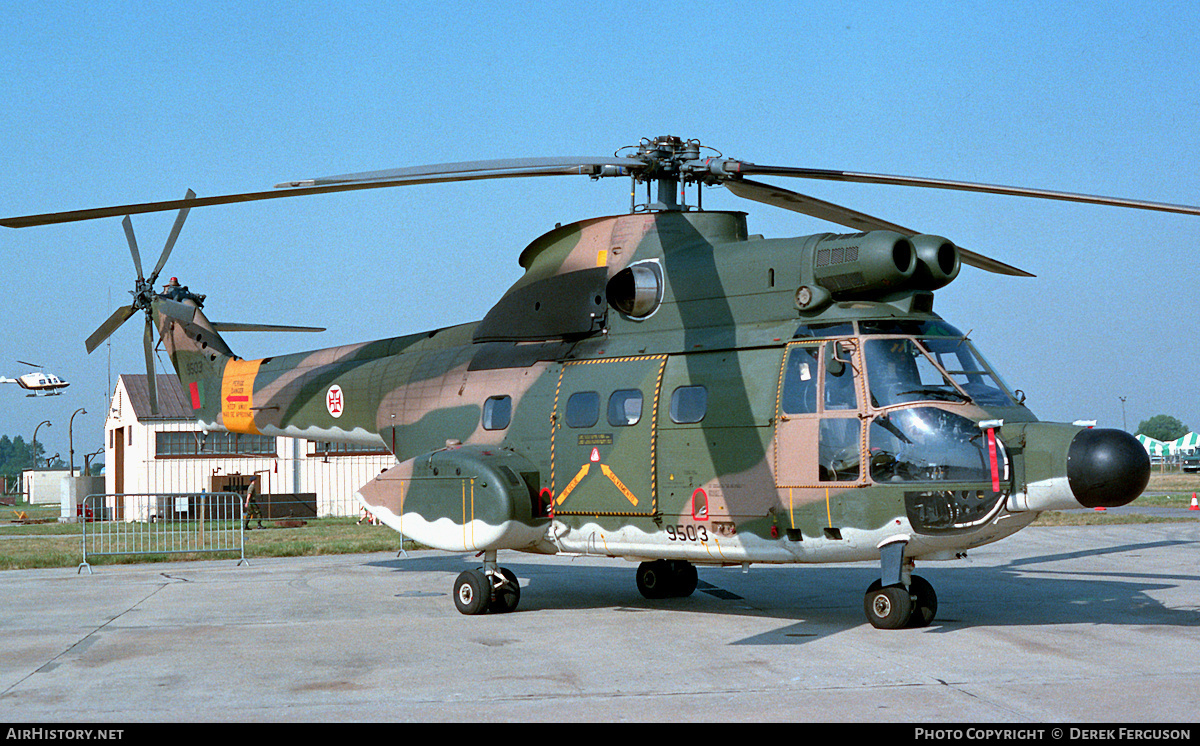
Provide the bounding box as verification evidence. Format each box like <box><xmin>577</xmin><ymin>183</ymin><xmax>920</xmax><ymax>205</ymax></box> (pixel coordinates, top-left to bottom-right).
<box><xmin>149</xmin><ymin>189</ymin><xmax>194</xmax><ymax>284</ymax></box>
<box><xmin>122</xmin><ymin>216</ymin><xmax>144</xmax><ymax>282</ymax></box>
<box><xmin>86</xmin><ymin>305</ymin><xmax>137</xmax><ymax>353</ymax></box>
<box><xmin>143</xmin><ymin>314</ymin><xmax>158</xmax><ymax>415</ymax></box>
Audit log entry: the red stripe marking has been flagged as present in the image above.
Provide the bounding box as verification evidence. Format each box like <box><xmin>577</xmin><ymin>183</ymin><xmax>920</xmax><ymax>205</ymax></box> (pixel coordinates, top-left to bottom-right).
<box><xmin>987</xmin><ymin>428</ymin><xmax>1000</xmax><ymax>492</ymax></box>
<box><xmin>189</xmin><ymin>381</ymin><xmax>201</xmax><ymax>409</ymax></box>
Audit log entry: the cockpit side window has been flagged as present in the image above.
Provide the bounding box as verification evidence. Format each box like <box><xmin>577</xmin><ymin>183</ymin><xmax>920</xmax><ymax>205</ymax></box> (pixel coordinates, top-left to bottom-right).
<box><xmin>820</xmin><ymin>418</ymin><xmax>862</xmax><ymax>482</ymax></box>
<box><xmin>781</xmin><ymin>341</ymin><xmax>860</xmax><ymax>415</ymax></box>
<box><xmin>823</xmin><ymin>341</ymin><xmax>858</xmax><ymax>411</ymax></box>
<box><xmin>780</xmin><ymin>346</ymin><xmax>820</xmax><ymax>415</ymax></box>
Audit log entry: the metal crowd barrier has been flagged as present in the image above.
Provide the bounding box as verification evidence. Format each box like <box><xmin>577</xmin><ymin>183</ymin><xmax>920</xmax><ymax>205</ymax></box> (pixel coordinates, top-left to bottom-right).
<box><xmin>78</xmin><ymin>492</ymin><xmax>246</xmax><ymax>573</ymax></box>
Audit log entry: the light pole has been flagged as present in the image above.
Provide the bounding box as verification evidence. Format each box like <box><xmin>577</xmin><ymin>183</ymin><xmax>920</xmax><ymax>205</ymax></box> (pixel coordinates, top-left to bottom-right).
<box><xmin>69</xmin><ymin>408</ymin><xmax>87</xmax><ymax>474</ymax></box>
<box><xmin>1119</xmin><ymin>396</ymin><xmax>1128</xmax><ymax>432</ymax></box>
<box><xmin>32</xmin><ymin>420</ymin><xmax>51</xmax><ymax>470</ymax></box>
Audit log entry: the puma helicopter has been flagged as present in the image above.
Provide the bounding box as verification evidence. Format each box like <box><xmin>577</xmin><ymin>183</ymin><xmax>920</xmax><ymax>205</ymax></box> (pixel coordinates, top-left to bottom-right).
<box><xmin>5</xmin><ymin>135</ymin><xmax>1196</xmax><ymax>628</ymax></box>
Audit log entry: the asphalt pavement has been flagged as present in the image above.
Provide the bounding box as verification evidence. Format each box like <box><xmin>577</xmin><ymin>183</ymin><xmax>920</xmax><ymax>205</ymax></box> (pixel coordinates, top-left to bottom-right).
<box><xmin>2</xmin><ymin>520</ymin><xmax>1199</xmax><ymax>723</ymax></box>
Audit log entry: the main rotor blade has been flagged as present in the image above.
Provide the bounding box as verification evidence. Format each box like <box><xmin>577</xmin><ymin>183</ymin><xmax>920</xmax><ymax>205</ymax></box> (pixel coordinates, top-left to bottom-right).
<box><xmin>122</xmin><ymin>216</ymin><xmax>144</xmax><ymax>281</ymax></box>
<box><xmin>85</xmin><ymin>305</ymin><xmax>137</xmax><ymax>353</ymax></box>
<box><xmin>16</xmin><ymin>360</ymin><xmax>41</xmax><ymax>368</ymax></box>
<box><xmin>149</xmin><ymin>188</ymin><xmax>195</xmax><ymax>283</ymax></box>
<box><xmin>143</xmin><ymin>314</ymin><xmax>157</xmax><ymax>415</ymax></box>
<box><xmin>733</xmin><ymin>164</ymin><xmax>1200</xmax><ymax>218</ymax></box>
<box><xmin>726</xmin><ymin>178</ymin><xmax>1035</xmax><ymax>278</ymax></box>
<box><xmin>211</xmin><ymin>322</ymin><xmax>326</xmax><ymax>333</ymax></box>
<box><xmin>281</xmin><ymin>156</ymin><xmax>644</xmax><ymax>188</ymax></box>
<box><xmin>0</xmin><ymin>158</ymin><xmax>643</xmax><ymax>228</ymax></box>
<box><xmin>155</xmin><ymin>297</ymin><xmax>197</xmax><ymax>325</ymax></box>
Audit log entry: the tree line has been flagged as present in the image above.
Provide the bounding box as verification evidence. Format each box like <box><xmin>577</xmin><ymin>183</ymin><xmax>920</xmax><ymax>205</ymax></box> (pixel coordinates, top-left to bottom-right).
<box><xmin>0</xmin><ymin>434</ymin><xmax>66</xmax><ymax>476</ymax></box>
<box><xmin>1136</xmin><ymin>415</ymin><xmax>1192</xmax><ymax>443</ymax></box>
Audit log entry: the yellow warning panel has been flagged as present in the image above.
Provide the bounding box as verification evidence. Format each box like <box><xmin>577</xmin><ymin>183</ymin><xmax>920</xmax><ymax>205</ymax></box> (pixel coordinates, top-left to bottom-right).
<box><xmin>221</xmin><ymin>358</ymin><xmax>262</xmax><ymax>434</ymax></box>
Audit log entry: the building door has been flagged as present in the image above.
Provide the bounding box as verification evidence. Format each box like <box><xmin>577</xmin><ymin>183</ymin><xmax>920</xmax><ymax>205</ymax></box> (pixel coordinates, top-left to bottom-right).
<box><xmin>113</xmin><ymin>427</ymin><xmax>125</xmax><ymax>520</ymax></box>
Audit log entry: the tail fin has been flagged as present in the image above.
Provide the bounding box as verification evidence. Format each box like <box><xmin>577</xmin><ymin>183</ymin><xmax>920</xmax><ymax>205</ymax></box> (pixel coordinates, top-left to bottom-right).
<box><xmin>154</xmin><ymin>295</ymin><xmax>235</xmax><ymax>424</ymax></box>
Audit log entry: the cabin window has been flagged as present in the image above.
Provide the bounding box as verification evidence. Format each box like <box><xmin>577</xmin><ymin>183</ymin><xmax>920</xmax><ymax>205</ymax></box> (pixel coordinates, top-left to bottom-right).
<box><xmin>669</xmin><ymin>385</ymin><xmax>708</xmax><ymax>424</ymax></box>
<box><xmin>607</xmin><ymin>389</ymin><xmax>643</xmax><ymax>427</ymax></box>
<box><xmin>565</xmin><ymin>391</ymin><xmax>600</xmax><ymax>428</ymax></box>
<box><xmin>482</xmin><ymin>395</ymin><xmax>513</xmax><ymax>431</ymax></box>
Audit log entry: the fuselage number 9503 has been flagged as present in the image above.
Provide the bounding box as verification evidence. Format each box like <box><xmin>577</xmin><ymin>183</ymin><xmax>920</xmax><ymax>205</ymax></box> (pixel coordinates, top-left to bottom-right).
<box><xmin>665</xmin><ymin>524</ymin><xmax>708</xmax><ymax>542</ymax></box>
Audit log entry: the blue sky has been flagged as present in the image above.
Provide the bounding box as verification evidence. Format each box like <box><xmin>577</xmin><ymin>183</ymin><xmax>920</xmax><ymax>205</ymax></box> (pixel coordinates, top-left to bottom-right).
<box><xmin>2</xmin><ymin>0</ymin><xmax>1198</xmax><ymax>462</ymax></box>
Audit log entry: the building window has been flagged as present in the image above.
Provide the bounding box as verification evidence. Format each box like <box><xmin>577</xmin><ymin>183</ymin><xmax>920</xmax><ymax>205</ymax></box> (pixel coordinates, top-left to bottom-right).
<box><xmin>307</xmin><ymin>440</ymin><xmax>390</xmax><ymax>457</ymax></box>
<box><xmin>155</xmin><ymin>430</ymin><xmax>278</xmax><ymax>458</ymax></box>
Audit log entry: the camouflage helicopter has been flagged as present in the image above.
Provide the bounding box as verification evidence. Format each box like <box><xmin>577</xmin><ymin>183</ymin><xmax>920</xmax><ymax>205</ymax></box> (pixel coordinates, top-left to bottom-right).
<box><xmin>5</xmin><ymin>135</ymin><xmax>1198</xmax><ymax>628</ymax></box>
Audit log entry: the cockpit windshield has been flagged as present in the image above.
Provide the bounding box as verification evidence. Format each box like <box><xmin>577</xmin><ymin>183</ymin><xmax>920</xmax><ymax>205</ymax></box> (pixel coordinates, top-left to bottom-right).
<box><xmin>796</xmin><ymin>319</ymin><xmax>1019</xmax><ymax>409</ymax></box>
<box><xmin>864</xmin><ymin>338</ymin><xmax>970</xmax><ymax>408</ymax></box>
<box><xmin>917</xmin><ymin>336</ymin><xmax>1017</xmax><ymax>407</ymax></box>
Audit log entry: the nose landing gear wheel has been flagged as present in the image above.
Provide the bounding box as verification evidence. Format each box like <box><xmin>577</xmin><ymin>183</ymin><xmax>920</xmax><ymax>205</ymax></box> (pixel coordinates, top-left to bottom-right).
<box><xmin>490</xmin><ymin>567</ymin><xmax>521</xmax><ymax>614</ymax></box>
<box><xmin>454</xmin><ymin>568</ymin><xmax>491</xmax><ymax>615</ymax></box>
<box><xmin>863</xmin><ymin>575</ymin><xmax>937</xmax><ymax>629</ymax></box>
<box><xmin>453</xmin><ymin>566</ymin><xmax>521</xmax><ymax>615</ymax></box>
<box><xmin>905</xmin><ymin>574</ymin><xmax>937</xmax><ymax>628</ymax></box>
<box><xmin>864</xmin><ymin>582</ymin><xmax>914</xmax><ymax>629</ymax></box>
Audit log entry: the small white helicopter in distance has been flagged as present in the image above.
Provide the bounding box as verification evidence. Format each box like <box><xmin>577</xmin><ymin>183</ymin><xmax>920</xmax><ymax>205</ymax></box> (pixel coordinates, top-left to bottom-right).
<box><xmin>0</xmin><ymin>361</ymin><xmax>70</xmax><ymax>397</ymax></box>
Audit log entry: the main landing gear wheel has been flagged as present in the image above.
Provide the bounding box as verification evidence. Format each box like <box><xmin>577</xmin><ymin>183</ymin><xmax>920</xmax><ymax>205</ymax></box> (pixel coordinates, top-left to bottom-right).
<box><xmin>863</xmin><ymin>575</ymin><xmax>937</xmax><ymax>629</ymax></box>
<box><xmin>452</xmin><ymin>566</ymin><xmax>522</xmax><ymax>615</ymax></box>
<box><xmin>636</xmin><ymin>560</ymin><xmax>698</xmax><ymax>599</ymax></box>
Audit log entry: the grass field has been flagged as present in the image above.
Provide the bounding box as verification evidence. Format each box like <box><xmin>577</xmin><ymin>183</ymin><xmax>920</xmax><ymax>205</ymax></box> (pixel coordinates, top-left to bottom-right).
<box><xmin>2</xmin><ymin>472</ymin><xmax>1197</xmax><ymax>571</ymax></box>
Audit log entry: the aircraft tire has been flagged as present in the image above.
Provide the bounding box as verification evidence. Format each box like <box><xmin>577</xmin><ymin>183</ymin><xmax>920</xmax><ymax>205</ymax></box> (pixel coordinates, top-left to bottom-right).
<box><xmin>864</xmin><ymin>582</ymin><xmax>914</xmax><ymax>629</ymax></box>
<box><xmin>905</xmin><ymin>575</ymin><xmax>937</xmax><ymax>628</ymax></box>
<box><xmin>668</xmin><ymin>560</ymin><xmax>698</xmax><ymax>597</ymax></box>
<box><xmin>636</xmin><ymin>560</ymin><xmax>671</xmax><ymax>599</ymax></box>
<box><xmin>490</xmin><ymin>568</ymin><xmax>520</xmax><ymax>614</ymax></box>
<box><xmin>453</xmin><ymin>568</ymin><xmax>491</xmax><ymax>615</ymax></box>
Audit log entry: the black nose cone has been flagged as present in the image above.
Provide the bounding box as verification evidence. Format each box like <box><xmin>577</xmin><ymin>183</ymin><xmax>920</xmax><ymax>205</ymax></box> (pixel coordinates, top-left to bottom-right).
<box><xmin>1067</xmin><ymin>428</ymin><xmax>1151</xmax><ymax>508</ymax></box>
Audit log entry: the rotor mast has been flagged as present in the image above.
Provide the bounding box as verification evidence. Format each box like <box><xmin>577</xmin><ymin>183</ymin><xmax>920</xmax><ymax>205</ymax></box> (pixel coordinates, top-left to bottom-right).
<box><xmin>628</xmin><ymin>135</ymin><xmax>705</xmax><ymax>213</ymax></box>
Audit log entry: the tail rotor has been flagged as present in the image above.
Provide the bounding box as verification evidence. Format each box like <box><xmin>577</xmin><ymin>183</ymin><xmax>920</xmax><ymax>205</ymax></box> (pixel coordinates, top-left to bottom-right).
<box><xmin>86</xmin><ymin>189</ymin><xmax>195</xmax><ymax>413</ymax></box>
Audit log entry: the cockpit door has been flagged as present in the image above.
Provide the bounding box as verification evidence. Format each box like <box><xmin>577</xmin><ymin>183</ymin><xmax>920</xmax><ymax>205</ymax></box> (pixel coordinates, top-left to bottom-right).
<box><xmin>774</xmin><ymin>339</ymin><xmax>866</xmax><ymax>487</ymax></box>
